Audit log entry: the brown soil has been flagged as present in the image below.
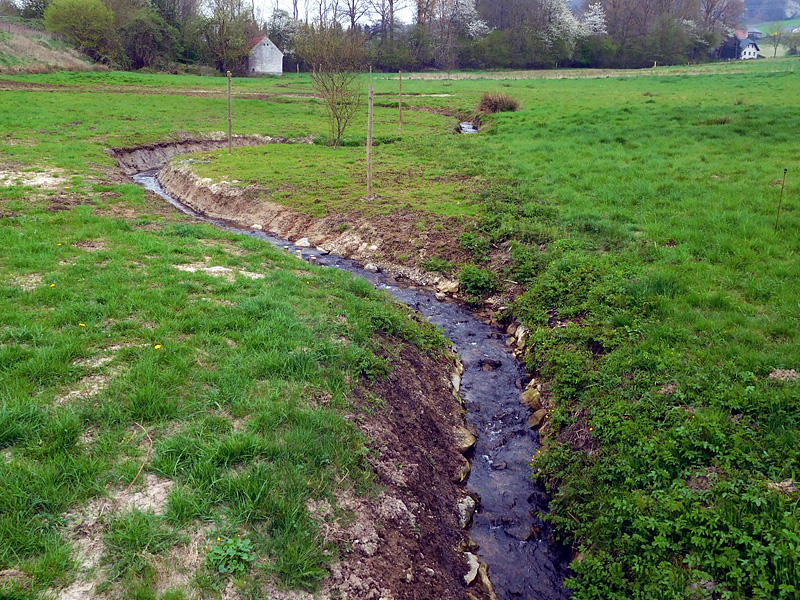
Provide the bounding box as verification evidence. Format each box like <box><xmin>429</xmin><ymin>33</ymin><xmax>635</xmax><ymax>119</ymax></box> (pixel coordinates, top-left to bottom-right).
<box><xmin>341</xmin><ymin>342</ymin><xmax>474</xmax><ymax>600</ymax></box>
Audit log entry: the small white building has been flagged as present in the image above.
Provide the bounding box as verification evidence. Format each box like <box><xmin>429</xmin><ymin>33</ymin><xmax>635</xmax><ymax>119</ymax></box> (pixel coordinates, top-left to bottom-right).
<box><xmin>739</xmin><ymin>38</ymin><xmax>760</xmax><ymax>60</ymax></box>
<box><xmin>247</xmin><ymin>36</ymin><xmax>283</xmax><ymax>76</ymax></box>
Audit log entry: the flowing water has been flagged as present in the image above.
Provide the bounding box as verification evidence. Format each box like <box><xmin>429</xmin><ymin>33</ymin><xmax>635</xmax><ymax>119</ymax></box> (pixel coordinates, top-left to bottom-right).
<box><xmin>133</xmin><ymin>169</ymin><xmax>572</xmax><ymax>600</ymax></box>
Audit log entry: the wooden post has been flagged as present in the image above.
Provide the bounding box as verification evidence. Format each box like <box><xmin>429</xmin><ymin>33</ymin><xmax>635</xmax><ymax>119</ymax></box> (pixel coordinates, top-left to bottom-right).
<box><xmin>398</xmin><ymin>70</ymin><xmax>403</xmax><ymax>131</ymax></box>
<box><xmin>367</xmin><ymin>82</ymin><xmax>374</xmax><ymax>199</ymax></box>
<box><xmin>227</xmin><ymin>71</ymin><xmax>232</xmax><ymax>155</ymax></box>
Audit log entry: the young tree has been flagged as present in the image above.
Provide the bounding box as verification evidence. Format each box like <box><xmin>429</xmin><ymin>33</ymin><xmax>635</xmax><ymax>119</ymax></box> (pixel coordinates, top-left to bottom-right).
<box><xmin>296</xmin><ymin>24</ymin><xmax>366</xmax><ymax>148</ymax></box>
<box><xmin>764</xmin><ymin>22</ymin><xmax>783</xmax><ymax>57</ymax></box>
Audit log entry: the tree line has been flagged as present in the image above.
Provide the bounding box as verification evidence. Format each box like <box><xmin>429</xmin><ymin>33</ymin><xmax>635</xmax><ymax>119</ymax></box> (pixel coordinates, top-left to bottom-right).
<box><xmin>1</xmin><ymin>0</ymin><xmax>791</xmax><ymax>72</ymax></box>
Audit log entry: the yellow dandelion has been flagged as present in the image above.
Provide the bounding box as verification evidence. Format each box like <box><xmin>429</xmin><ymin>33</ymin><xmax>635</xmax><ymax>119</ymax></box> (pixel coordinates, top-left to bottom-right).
<box><xmin>154</xmin><ymin>344</ymin><xmax>162</xmax><ymax>349</ymax></box>
<box><xmin>57</xmin><ymin>243</ymin><xmax>62</xmax><ymax>246</ymax></box>
<box><xmin>589</xmin><ymin>427</ymin><xmax>594</xmax><ymax>431</ymax></box>
<box><xmin>79</xmin><ymin>323</ymin><xmax>86</xmax><ymax>327</ymax></box>
<box><xmin>50</xmin><ymin>284</ymin><xmax>56</xmax><ymax>288</ymax></box>
<box><xmin>217</xmin><ymin>537</ymin><xmax>221</xmax><ymax>541</ymax></box>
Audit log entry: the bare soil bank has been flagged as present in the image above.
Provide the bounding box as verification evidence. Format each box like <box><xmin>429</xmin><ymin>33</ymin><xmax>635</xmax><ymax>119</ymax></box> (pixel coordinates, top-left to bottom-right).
<box><xmin>157</xmin><ymin>158</ymin><xmax>469</xmax><ymax>290</ymax></box>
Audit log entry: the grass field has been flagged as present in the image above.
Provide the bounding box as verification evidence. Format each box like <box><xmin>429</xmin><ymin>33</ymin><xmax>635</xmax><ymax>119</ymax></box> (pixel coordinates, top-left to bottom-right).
<box><xmin>2</xmin><ymin>60</ymin><xmax>800</xmax><ymax>599</ymax></box>
<box><xmin>0</xmin><ymin>73</ymin><xmax>449</xmax><ymax>599</ymax></box>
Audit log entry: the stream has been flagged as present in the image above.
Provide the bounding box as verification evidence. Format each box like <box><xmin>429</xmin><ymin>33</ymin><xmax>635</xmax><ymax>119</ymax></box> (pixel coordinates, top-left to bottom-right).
<box><xmin>133</xmin><ymin>168</ymin><xmax>572</xmax><ymax>600</ymax></box>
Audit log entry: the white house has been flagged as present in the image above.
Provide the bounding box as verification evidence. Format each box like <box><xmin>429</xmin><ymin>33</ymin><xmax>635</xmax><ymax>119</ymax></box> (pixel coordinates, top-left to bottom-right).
<box><xmin>739</xmin><ymin>37</ymin><xmax>760</xmax><ymax>59</ymax></box>
<box><xmin>247</xmin><ymin>36</ymin><xmax>283</xmax><ymax>76</ymax></box>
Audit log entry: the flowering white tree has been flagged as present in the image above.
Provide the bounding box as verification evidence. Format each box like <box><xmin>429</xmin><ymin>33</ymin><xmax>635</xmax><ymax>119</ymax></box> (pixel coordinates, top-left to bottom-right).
<box><xmin>540</xmin><ymin>0</ymin><xmax>582</xmax><ymax>52</ymax></box>
<box><xmin>581</xmin><ymin>2</ymin><xmax>607</xmax><ymax>36</ymax></box>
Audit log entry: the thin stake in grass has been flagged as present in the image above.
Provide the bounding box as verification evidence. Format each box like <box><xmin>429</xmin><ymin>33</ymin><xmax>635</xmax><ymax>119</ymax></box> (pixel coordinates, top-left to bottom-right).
<box><xmin>775</xmin><ymin>168</ymin><xmax>787</xmax><ymax>230</ymax></box>
<box><xmin>398</xmin><ymin>70</ymin><xmax>403</xmax><ymax>131</ymax></box>
<box><xmin>367</xmin><ymin>81</ymin><xmax>374</xmax><ymax>199</ymax></box>
<box><xmin>227</xmin><ymin>70</ymin><xmax>233</xmax><ymax>156</ymax></box>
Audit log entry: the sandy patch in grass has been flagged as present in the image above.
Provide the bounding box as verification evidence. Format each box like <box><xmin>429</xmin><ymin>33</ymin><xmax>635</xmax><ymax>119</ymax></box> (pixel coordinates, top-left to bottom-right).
<box><xmin>175</xmin><ymin>256</ymin><xmax>264</xmax><ymax>281</ymax></box>
<box><xmin>54</xmin><ymin>374</ymin><xmax>114</xmax><ymax>405</ymax></box>
<box><xmin>72</xmin><ymin>240</ymin><xmax>108</xmax><ymax>252</ymax></box>
<box><xmin>768</xmin><ymin>369</ymin><xmax>798</xmax><ymax>382</ymax></box>
<box><xmin>9</xmin><ymin>273</ymin><xmax>43</xmax><ymax>291</ymax></box>
<box><xmin>57</xmin><ymin>474</ymin><xmax>175</xmax><ymax>600</ymax></box>
<box><xmin>0</xmin><ymin>169</ymin><xmax>64</xmax><ymax>188</ymax></box>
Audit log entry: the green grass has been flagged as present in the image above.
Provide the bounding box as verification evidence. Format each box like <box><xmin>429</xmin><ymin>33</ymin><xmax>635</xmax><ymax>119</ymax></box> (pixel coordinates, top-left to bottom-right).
<box><xmin>2</xmin><ymin>63</ymin><xmax>800</xmax><ymax>599</ymax></box>
<box><xmin>0</xmin><ymin>78</ymin><xmax>449</xmax><ymax>598</ymax></box>
<box><xmin>176</xmin><ymin>64</ymin><xmax>800</xmax><ymax>598</ymax></box>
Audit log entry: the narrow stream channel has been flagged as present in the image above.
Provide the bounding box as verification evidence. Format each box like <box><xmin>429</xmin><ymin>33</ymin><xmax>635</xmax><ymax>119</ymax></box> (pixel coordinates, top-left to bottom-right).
<box><xmin>133</xmin><ymin>168</ymin><xmax>572</xmax><ymax>600</ymax></box>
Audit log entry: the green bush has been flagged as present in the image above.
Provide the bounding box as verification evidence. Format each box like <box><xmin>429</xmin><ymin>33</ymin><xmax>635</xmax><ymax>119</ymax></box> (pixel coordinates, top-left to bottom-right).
<box><xmin>43</xmin><ymin>0</ymin><xmax>116</xmax><ymax>61</ymax></box>
<box><xmin>458</xmin><ymin>263</ymin><xmax>499</xmax><ymax>298</ymax></box>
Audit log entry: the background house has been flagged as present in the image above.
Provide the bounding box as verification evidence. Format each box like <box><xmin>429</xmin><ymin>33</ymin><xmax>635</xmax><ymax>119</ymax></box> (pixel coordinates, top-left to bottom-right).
<box><xmin>247</xmin><ymin>37</ymin><xmax>283</xmax><ymax>76</ymax></box>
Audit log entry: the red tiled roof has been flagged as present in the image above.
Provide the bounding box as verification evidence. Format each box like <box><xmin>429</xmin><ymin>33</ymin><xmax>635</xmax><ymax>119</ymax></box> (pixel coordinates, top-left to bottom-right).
<box><xmin>248</xmin><ymin>36</ymin><xmax>266</xmax><ymax>51</ymax></box>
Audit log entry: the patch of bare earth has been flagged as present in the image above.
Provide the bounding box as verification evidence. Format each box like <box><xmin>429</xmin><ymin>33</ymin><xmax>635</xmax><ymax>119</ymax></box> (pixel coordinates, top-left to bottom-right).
<box><xmin>768</xmin><ymin>369</ymin><xmax>798</xmax><ymax>382</ymax></box>
<box><xmin>174</xmin><ymin>256</ymin><xmax>264</xmax><ymax>281</ymax></box>
<box><xmin>9</xmin><ymin>273</ymin><xmax>43</xmax><ymax>291</ymax></box>
<box><xmin>57</xmin><ymin>474</ymin><xmax>175</xmax><ymax>600</ymax></box>
<box><xmin>0</xmin><ymin>169</ymin><xmax>64</xmax><ymax>188</ymax></box>
<box><xmin>72</xmin><ymin>240</ymin><xmax>108</xmax><ymax>252</ymax></box>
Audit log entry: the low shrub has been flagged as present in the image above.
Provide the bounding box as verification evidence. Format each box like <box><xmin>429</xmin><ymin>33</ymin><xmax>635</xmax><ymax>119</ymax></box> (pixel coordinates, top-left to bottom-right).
<box><xmin>458</xmin><ymin>263</ymin><xmax>499</xmax><ymax>298</ymax></box>
<box><xmin>477</xmin><ymin>92</ymin><xmax>520</xmax><ymax>114</ymax></box>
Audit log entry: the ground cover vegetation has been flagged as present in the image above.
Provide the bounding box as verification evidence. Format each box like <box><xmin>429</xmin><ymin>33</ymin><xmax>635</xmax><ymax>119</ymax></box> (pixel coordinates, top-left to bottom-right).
<box><xmin>3</xmin><ymin>0</ymin><xmax>791</xmax><ymax>77</ymax></box>
<box><xmin>132</xmin><ymin>62</ymin><xmax>800</xmax><ymax>598</ymax></box>
<box><xmin>1</xmin><ymin>62</ymin><xmax>799</xmax><ymax>599</ymax></box>
<box><xmin>0</xmin><ymin>73</ymin><xmax>450</xmax><ymax>598</ymax></box>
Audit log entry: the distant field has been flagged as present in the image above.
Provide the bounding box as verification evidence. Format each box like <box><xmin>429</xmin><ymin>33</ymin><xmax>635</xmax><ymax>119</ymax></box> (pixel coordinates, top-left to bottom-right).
<box><xmin>1</xmin><ymin>61</ymin><xmax>800</xmax><ymax>600</ymax></box>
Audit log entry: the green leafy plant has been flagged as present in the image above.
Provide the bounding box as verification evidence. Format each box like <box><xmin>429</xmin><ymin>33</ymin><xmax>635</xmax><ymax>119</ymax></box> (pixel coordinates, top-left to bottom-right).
<box><xmin>420</xmin><ymin>256</ymin><xmax>454</xmax><ymax>274</ymax></box>
<box><xmin>206</xmin><ymin>535</ymin><xmax>256</xmax><ymax>576</ymax></box>
<box><xmin>458</xmin><ymin>263</ymin><xmax>499</xmax><ymax>298</ymax></box>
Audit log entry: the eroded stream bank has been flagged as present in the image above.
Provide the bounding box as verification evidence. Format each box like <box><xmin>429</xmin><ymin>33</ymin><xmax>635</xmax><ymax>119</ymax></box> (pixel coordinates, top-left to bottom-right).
<box><xmin>126</xmin><ymin>145</ymin><xmax>572</xmax><ymax>599</ymax></box>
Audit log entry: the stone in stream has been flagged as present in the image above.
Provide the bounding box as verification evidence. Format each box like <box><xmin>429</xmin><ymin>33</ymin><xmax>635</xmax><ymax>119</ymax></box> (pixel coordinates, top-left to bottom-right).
<box><xmin>453</xmin><ymin>426</ymin><xmax>476</xmax><ymax>453</ymax></box>
<box><xmin>463</xmin><ymin>552</ymin><xmax>480</xmax><ymax>584</ymax></box>
<box><xmin>251</xmin><ymin>223</ymin><xmax>262</xmax><ymax>230</ymax></box>
<box><xmin>364</xmin><ymin>263</ymin><xmax>379</xmax><ymax>272</ymax></box>
<box><xmin>295</xmin><ymin>237</ymin><xmax>312</xmax><ymax>248</ymax></box>
<box><xmin>520</xmin><ymin>388</ymin><xmax>543</xmax><ymax>411</ymax></box>
<box><xmin>479</xmin><ymin>358</ymin><xmax>502</xmax><ymax>370</ymax></box>
<box><xmin>453</xmin><ymin>455</ymin><xmax>471</xmax><ymax>483</ymax></box>
<box><xmin>528</xmin><ymin>409</ymin><xmax>547</xmax><ymax>428</ymax></box>
<box><xmin>457</xmin><ymin>496</ymin><xmax>477</xmax><ymax>528</ymax></box>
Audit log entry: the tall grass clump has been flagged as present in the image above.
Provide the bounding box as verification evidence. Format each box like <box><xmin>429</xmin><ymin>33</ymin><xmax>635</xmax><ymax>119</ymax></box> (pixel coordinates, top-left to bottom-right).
<box><xmin>478</xmin><ymin>92</ymin><xmax>520</xmax><ymax>114</ymax></box>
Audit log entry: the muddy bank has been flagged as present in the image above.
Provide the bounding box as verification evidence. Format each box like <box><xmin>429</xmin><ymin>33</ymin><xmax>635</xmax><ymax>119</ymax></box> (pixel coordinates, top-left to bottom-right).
<box><xmin>108</xmin><ymin>133</ymin><xmax>313</xmax><ymax>176</ymax></box>
<box><xmin>157</xmin><ymin>160</ymin><xmax>465</xmax><ymax>290</ymax></box>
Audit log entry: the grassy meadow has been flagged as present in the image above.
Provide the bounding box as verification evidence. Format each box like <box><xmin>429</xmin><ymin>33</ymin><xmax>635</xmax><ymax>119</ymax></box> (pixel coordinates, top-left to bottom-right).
<box><xmin>0</xmin><ymin>73</ymin><xmax>449</xmax><ymax>599</ymax></box>
<box><xmin>1</xmin><ymin>59</ymin><xmax>799</xmax><ymax>599</ymax></box>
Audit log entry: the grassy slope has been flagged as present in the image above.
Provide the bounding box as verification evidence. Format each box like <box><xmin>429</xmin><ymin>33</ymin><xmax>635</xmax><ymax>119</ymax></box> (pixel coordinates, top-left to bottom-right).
<box><xmin>0</xmin><ymin>19</ymin><xmax>96</xmax><ymax>74</ymax></box>
<box><xmin>156</xmin><ymin>64</ymin><xmax>800</xmax><ymax>598</ymax></box>
<box><xmin>0</xmin><ymin>75</ymin><xmax>447</xmax><ymax>598</ymax></box>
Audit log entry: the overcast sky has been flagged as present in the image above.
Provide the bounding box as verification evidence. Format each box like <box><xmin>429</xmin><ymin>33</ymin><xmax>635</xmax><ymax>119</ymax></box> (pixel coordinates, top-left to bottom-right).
<box><xmin>255</xmin><ymin>0</ymin><xmax>416</xmax><ymax>27</ymax></box>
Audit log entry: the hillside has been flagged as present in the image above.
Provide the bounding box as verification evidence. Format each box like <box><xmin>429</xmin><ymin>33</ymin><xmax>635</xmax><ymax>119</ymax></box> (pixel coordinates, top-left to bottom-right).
<box><xmin>0</xmin><ymin>18</ymin><xmax>99</xmax><ymax>74</ymax></box>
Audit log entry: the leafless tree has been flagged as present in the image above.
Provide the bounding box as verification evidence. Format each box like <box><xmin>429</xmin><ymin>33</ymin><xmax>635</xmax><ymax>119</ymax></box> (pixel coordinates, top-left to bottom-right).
<box><xmin>341</xmin><ymin>0</ymin><xmax>369</xmax><ymax>29</ymax></box>
<box><xmin>296</xmin><ymin>24</ymin><xmax>367</xmax><ymax>148</ymax></box>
